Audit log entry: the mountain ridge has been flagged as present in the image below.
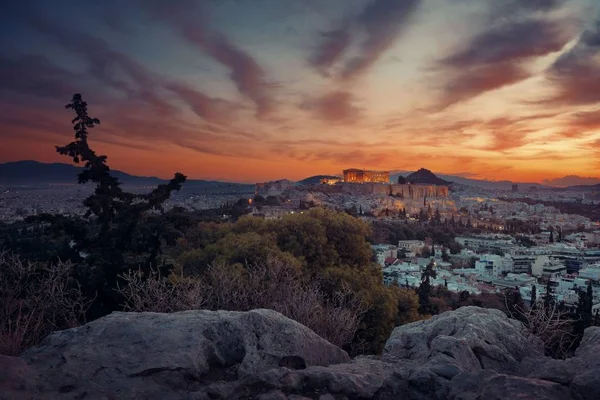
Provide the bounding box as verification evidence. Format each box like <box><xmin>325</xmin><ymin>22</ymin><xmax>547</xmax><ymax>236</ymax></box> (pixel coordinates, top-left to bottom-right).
<box><xmin>0</xmin><ymin>160</ymin><xmax>252</xmax><ymax>189</ymax></box>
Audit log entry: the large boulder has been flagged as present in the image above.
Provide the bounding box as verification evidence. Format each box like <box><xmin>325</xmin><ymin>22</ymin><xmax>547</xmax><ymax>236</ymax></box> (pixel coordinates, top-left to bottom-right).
<box><xmin>3</xmin><ymin>306</ymin><xmax>600</xmax><ymax>399</ymax></box>
<box><xmin>382</xmin><ymin>306</ymin><xmax>544</xmax><ymax>374</ymax></box>
<box><xmin>523</xmin><ymin>326</ymin><xmax>600</xmax><ymax>400</ymax></box>
<box><xmin>16</xmin><ymin>309</ymin><xmax>349</xmax><ymax>399</ymax></box>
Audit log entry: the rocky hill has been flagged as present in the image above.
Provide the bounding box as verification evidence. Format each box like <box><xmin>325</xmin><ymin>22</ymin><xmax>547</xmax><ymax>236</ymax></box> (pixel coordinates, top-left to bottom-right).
<box><xmin>406</xmin><ymin>168</ymin><xmax>452</xmax><ymax>186</ymax></box>
<box><xmin>2</xmin><ymin>307</ymin><xmax>599</xmax><ymax>399</ymax></box>
<box><xmin>297</xmin><ymin>175</ymin><xmax>340</xmax><ymax>185</ymax></box>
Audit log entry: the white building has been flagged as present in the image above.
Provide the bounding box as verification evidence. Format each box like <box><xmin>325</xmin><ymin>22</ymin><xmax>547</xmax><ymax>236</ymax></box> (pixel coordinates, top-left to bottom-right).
<box><xmin>397</xmin><ymin>240</ymin><xmax>425</xmax><ymax>252</ymax></box>
<box><xmin>579</xmin><ymin>264</ymin><xmax>600</xmax><ymax>282</ymax></box>
<box><xmin>475</xmin><ymin>254</ymin><xmax>513</xmax><ymax>277</ymax></box>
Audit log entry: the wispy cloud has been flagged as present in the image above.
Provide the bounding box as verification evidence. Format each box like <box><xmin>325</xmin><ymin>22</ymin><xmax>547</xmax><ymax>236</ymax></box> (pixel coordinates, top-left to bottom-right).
<box><xmin>310</xmin><ymin>0</ymin><xmax>421</xmax><ymax>81</ymax></box>
<box><xmin>0</xmin><ymin>55</ymin><xmax>82</xmax><ymax>100</ymax></box>
<box><xmin>300</xmin><ymin>90</ymin><xmax>363</xmax><ymax>124</ymax></box>
<box><xmin>143</xmin><ymin>1</ymin><xmax>274</xmax><ymax>118</ymax></box>
<box><xmin>544</xmin><ymin>18</ymin><xmax>600</xmax><ymax>105</ymax></box>
<box><xmin>433</xmin><ymin>2</ymin><xmax>574</xmax><ymax>110</ymax></box>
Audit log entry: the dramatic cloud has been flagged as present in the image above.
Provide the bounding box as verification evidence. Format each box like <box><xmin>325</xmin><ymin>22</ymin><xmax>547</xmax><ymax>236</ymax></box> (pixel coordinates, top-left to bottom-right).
<box><xmin>434</xmin><ymin>3</ymin><xmax>575</xmax><ymax>109</ymax></box>
<box><xmin>311</xmin><ymin>0</ymin><xmax>421</xmax><ymax>81</ymax></box>
<box><xmin>165</xmin><ymin>82</ymin><xmax>233</xmax><ymax>125</ymax></box>
<box><xmin>341</xmin><ymin>0</ymin><xmax>421</xmax><ymax>80</ymax></box>
<box><xmin>439</xmin><ymin>62</ymin><xmax>530</xmax><ymax>111</ymax></box>
<box><xmin>0</xmin><ymin>0</ymin><xmax>599</xmax><ymax>182</ymax></box>
<box><xmin>143</xmin><ymin>1</ymin><xmax>274</xmax><ymax>118</ymax></box>
<box><xmin>544</xmin><ymin>20</ymin><xmax>600</xmax><ymax>105</ymax></box>
<box><xmin>310</xmin><ymin>27</ymin><xmax>351</xmax><ymax>74</ymax></box>
<box><xmin>0</xmin><ymin>55</ymin><xmax>81</xmax><ymax>100</ymax></box>
<box><xmin>301</xmin><ymin>91</ymin><xmax>363</xmax><ymax>124</ymax></box>
<box><xmin>441</xmin><ymin>19</ymin><xmax>569</xmax><ymax>67</ymax></box>
<box><xmin>28</xmin><ymin>15</ymin><xmax>176</xmax><ymax>116</ymax></box>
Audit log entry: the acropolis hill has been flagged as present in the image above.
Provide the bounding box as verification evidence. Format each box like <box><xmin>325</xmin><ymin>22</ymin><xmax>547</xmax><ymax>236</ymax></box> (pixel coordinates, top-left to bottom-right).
<box><xmin>256</xmin><ymin>168</ymin><xmax>450</xmax><ymax>199</ymax></box>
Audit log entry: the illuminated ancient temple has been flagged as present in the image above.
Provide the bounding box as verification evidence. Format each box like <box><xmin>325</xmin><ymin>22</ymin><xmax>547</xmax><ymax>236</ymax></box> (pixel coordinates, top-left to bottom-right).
<box><xmin>343</xmin><ymin>169</ymin><xmax>390</xmax><ymax>183</ymax></box>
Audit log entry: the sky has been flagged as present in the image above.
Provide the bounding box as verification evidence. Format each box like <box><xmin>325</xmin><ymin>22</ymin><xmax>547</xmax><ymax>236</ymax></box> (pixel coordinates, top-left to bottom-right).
<box><xmin>1</xmin><ymin>0</ymin><xmax>600</xmax><ymax>184</ymax></box>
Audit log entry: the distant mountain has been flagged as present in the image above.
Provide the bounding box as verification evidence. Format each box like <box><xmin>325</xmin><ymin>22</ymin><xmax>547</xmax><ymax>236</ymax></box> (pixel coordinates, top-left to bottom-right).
<box><xmin>297</xmin><ymin>175</ymin><xmax>340</xmax><ymax>185</ymax></box>
<box><xmin>405</xmin><ymin>168</ymin><xmax>451</xmax><ymax>186</ymax></box>
<box><xmin>562</xmin><ymin>183</ymin><xmax>600</xmax><ymax>192</ymax></box>
<box><xmin>0</xmin><ymin>161</ymin><xmax>253</xmax><ymax>192</ymax></box>
<box><xmin>543</xmin><ymin>175</ymin><xmax>600</xmax><ymax>187</ymax></box>
<box><xmin>391</xmin><ymin>170</ymin><xmax>547</xmax><ymax>191</ymax></box>
<box><xmin>0</xmin><ymin>160</ymin><xmax>163</xmax><ymax>185</ymax></box>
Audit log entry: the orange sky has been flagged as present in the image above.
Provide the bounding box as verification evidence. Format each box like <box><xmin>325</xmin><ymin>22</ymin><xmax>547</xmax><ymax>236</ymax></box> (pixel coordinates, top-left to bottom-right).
<box><xmin>1</xmin><ymin>0</ymin><xmax>600</xmax><ymax>184</ymax></box>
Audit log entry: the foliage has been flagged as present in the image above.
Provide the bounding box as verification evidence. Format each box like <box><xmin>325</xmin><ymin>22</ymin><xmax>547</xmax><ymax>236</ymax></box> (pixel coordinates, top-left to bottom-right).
<box><xmin>0</xmin><ymin>251</ymin><xmax>89</xmax><ymax>356</ymax></box>
<box><xmin>45</xmin><ymin>94</ymin><xmax>186</xmax><ymax>318</ymax></box>
<box><xmin>508</xmin><ymin>295</ymin><xmax>578</xmax><ymax>359</ymax></box>
<box><xmin>574</xmin><ymin>282</ymin><xmax>594</xmax><ymax>343</ymax></box>
<box><xmin>116</xmin><ymin>256</ymin><xmax>366</xmax><ymax>351</ymax></box>
<box><xmin>417</xmin><ymin>260</ymin><xmax>437</xmax><ymax>315</ymax></box>
<box><xmin>170</xmin><ymin>208</ymin><xmax>419</xmax><ymax>353</ymax></box>
<box><xmin>515</xmin><ymin>235</ymin><xmax>536</xmax><ymax>248</ymax></box>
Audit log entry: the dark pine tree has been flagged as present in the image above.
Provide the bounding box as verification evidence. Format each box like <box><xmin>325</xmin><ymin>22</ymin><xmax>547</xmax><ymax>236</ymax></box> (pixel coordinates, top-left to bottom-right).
<box><xmin>543</xmin><ymin>279</ymin><xmax>554</xmax><ymax>310</ymax></box>
<box><xmin>574</xmin><ymin>283</ymin><xmax>593</xmax><ymax>341</ymax></box>
<box><xmin>441</xmin><ymin>248</ymin><xmax>450</xmax><ymax>262</ymax></box>
<box><xmin>417</xmin><ymin>260</ymin><xmax>437</xmax><ymax>315</ymax></box>
<box><xmin>54</xmin><ymin>94</ymin><xmax>187</xmax><ymax>319</ymax></box>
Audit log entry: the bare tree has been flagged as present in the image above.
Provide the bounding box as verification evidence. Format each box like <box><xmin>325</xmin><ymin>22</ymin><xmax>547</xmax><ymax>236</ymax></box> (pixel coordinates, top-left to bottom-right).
<box><xmin>504</xmin><ymin>294</ymin><xmax>577</xmax><ymax>359</ymax></box>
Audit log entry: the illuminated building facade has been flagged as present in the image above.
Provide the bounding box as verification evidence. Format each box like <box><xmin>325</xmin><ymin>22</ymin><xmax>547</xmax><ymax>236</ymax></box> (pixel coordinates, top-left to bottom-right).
<box><xmin>343</xmin><ymin>169</ymin><xmax>390</xmax><ymax>183</ymax></box>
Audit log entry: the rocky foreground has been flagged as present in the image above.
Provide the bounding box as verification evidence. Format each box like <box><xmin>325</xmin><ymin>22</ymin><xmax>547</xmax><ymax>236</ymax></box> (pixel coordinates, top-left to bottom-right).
<box><xmin>1</xmin><ymin>306</ymin><xmax>599</xmax><ymax>399</ymax></box>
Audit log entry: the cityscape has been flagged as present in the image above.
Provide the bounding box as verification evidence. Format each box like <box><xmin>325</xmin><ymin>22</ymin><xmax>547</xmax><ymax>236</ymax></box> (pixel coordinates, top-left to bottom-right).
<box><xmin>3</xmin><ymin>0</ymin><xmax>600</xmax><ymax>398</ymax></box>
<box><xmin>3</xmin><ymin>165</ymin><xmax>599</xmax><ymax>310</ymax></box>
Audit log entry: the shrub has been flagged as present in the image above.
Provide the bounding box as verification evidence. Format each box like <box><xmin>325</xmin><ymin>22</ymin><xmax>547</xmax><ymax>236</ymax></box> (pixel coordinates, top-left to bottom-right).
<box><xmin>116</xmin><ymin>257</ymin><xmax>366</xmax><ymax>350</ymax></box>
<box><xmin>0</xmin><ymin>250</ymin><xmax>89</xmax><ymax>356</ymax></box>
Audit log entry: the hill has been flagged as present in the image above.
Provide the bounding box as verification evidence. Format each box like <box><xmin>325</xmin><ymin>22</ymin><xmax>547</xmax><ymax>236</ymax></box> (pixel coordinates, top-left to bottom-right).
<box><xmin>562</xmin><ymin>183</ymin><xmax>600</xmax><ymax>192</ymax></box>
<box><xmin>297</xmin><ymin>175</ymin><xmax>340</xmax><ymax>185</ymax></box>
<box><xmin>391</xmin><ymin>170</ymin><xmax>547</xmax><ymax>191</ymax></box>
<box><xmin>405</xmin><ymin>168</ymin><xmax>451</xmax><ymax>185</ymax></box>
<box><xmin>0</xmin><ymin>161</ymin><xmax>253</xmax><ymax>192</ymax></box>
<box><xmin>543</xmin><ymin>175</ymin><xmax>600</xmax><ymax>187</ymax></box>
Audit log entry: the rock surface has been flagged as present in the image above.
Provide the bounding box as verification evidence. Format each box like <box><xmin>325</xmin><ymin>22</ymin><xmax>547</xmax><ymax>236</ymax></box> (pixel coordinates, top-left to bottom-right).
<box><xmin>1</xmin><ymin>306</ymin><xmax>599</xmax><ymax>399</ymax></box>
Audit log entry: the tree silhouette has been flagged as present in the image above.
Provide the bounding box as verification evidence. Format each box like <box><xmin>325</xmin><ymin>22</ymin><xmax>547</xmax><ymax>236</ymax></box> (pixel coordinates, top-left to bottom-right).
<box><xmin>55</xmin><ymin>94</ymin><xmax>187</xmax><ymax>318</ymax></box>
<box><xmin>574</xmin><ymin>282</ymin><xmax>593</xmax><ymax>342</ymax></box>
<box><xmin>417</xmin><ymin>260</ymin><xmax>437</xmax><ymax>315</ymax></box>
<box><xmin>543</xmin><ymin>279</ymin><xmax>554</xmax><ymax>310</ymax></box>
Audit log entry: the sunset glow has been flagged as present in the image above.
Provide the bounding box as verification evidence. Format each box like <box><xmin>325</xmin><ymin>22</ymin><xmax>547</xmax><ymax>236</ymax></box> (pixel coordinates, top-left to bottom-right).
<box><xmin>1</xmin><ymin>0</ymin><xmax>600</xmax><ymax>183</ymax></box>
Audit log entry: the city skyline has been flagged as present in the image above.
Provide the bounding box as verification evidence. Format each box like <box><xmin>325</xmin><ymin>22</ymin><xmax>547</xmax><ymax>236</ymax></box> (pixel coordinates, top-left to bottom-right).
<box><xmin>1</xmin><ymin>0</ymin><xmax>600</xmax><ymax>183</ymax></box>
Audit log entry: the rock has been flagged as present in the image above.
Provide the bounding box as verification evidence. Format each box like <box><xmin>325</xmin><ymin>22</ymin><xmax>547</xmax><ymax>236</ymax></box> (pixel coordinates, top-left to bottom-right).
<box><xmin>447</xmin><ymin>371</ymin><xmax>574</xmax><ymax>400</ymax></box>
<box><xmin>0</xmin><ymin>355</ymin><xmax>47</xmax><ymax>400</ymax></box>
<box><xmin>198</xmin><ymin>356</ymin><xmax>397</xmax><ymax>399</ymax></box>
<box><xmin>382</xmin><ymin>307</ymin><xmax>544</xmax><ymax>374</ymax></box>
<box><xmin>565</xmin><ymin>327</ymin><xmax>600</xmax><ymax>400</ymax></box>
<box><xmin>520</xmin><ymin>326</ymin><xmax>600</xmax><ymax>400</ymax></box>
<box><xmin>5</xmin><ymin>306</ymin><xmax>600</xmax><ymax>399</ymax></box>
<box><xmin>19</xmin><ymin>309</ymin><xmax>349</xmax><ymax>399</ymax></box>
